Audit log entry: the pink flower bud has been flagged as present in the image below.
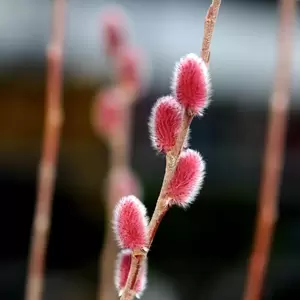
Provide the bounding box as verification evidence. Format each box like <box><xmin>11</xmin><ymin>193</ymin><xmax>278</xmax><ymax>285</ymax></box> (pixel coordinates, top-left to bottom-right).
<box><xmin>115</xmin><ymin>47</ymin><xmax>141</xmax><ymax>91</ymax></box>
<box><xmin>115</xmin><ymin>249</ymin><xmax>147</xmax><ymax>298</ymax></box>
<box><xmin>166</xmin><ymin>149</ymin><xmax>205</xmax><ymax>207</ymax></box>
<box><xmin>91</xmin><ymin>88</ymin><xmax>125</xmax><ymax>137</ymax></box>
<box><xmin>172</xmin><ymin>53</ymin><xmax>211</xmax><ymax>115</ymax></box>
<box><xmin>148</xmin><ymin>96</ymin><xmax>183</xmax><ymax>153</ymax></box>
<box><xmin>113</xmin><ymin>195</ymin><xmax>148</xmax><ymax>250</ymax></box>
<box><xmin>101</xmin><ymin>8</ymin><xmax>127</xmax><ymax>56</ymax></box>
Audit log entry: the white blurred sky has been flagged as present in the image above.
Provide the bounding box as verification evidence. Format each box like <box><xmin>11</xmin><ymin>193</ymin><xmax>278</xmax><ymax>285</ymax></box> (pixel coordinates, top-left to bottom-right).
<box><xmin>0</xmin><ymin>0</ymin><xmax>299</xmax><ymax>105</ymax></box>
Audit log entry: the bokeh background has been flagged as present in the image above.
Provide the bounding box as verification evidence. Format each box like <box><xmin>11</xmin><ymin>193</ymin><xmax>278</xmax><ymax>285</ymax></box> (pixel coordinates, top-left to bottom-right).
<box><xmin>0</xmin><ymin>0</ymin><xmax>300</xmax><ymax>299</ymax></box>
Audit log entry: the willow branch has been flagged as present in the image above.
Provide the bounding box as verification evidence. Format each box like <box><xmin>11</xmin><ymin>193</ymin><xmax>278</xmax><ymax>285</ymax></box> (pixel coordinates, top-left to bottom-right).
<box><xmin>120</xmin><ymin>1</ymin><xmax>222</xmax><ymax>299</ymax></box>
<box><xmin>24</xmin><ymin>1</ymin><xmax>65</xmax><ymax>300</ymax></box>
<box><xmin>242</xmin><ymin>1</ymin><xmax>296</xmax><ymax>300</ymax></box>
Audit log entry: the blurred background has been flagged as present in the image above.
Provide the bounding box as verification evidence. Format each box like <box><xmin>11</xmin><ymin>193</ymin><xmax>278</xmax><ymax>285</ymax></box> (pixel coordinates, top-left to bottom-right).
<box><xmin>0</xmin><ymin>0</ymin><xmax>300</xmax><ymax>299</ymax></box>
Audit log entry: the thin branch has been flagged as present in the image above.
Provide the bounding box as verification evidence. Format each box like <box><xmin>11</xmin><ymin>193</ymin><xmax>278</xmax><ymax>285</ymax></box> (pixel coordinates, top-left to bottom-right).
<box><xmin>120</xmin><ymin>1</ymin><xmax>222</xmax><ymax>299</ymax></box>
<box><xmin>24</xmin><ymin>1</ymin><xmax>65</xmax><ymax>300</ymax></box>
<box><xmin>242</xmin><ymin>1</ymin><xmax>296</xmax><ymax>300</ymax></box>
<box><xmin>201</xmin><ymin>0</ymin><xmax>221</xmax><ymax>64</ymax></box>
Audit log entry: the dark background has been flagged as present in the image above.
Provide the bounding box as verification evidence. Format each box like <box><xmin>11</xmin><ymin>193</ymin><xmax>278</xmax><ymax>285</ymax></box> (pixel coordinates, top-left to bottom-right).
<box><xmin>0</xmin><ymin>0</ymin><xmax>300</xmax><ymax>299</ymax></box>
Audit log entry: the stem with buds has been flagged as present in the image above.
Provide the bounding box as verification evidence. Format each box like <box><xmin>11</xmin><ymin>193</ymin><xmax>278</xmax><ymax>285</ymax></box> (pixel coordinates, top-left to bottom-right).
<box><xmin>120</xmin><ymin>1</ymin><xmax>221</xmax><ymax>299</ymax></box>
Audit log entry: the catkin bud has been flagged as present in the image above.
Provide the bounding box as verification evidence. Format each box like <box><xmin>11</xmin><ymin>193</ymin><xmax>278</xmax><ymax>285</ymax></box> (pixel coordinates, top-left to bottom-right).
<box><xmin>113</xmin><ymin>195</ymin><xmax>148</xmax><ymax>250</ymax></box>
<box><xmin>101</xmin><ymin>8</ymin><xmax>127</xmax><ymax>56</ymax></box>
<box><xmin>166</xmin><ymin>149</ymin><xmax>205</xmax><ymax>207</ymax></box>
<box><xmin>91</xmin><ymin>87</ymin><xmax>125</xmax><ymax>137</ymax></box>
<box><xmin>115</xmin><ymin>249</ymin><xmax>147</xmax><ymax>298</ymax></box>
<box><xmin>172</xmin><ymin>53</ymin><xmax>211</xmax><ymax>115</ymax></box>
<box><xmin>148</xmin><ymin>96</ymin><xmax>183</xmax><ymax>153</ymax></box>
<box><xmin>115</xmin><ymin>47</ymin><xmax>141</xmax><ymax>92</ymax></box>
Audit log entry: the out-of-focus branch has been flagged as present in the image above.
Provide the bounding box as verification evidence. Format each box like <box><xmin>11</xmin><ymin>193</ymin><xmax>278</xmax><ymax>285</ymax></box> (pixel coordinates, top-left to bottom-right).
<box><xmin>94</xmin><ymin>9</ymin><xmax>142</xmax><ymax>300</ymax></box>
<box><xmin>24</xmin><ymin>1</ymin><xmax>65</xmax><ymax>300</ymax></box>
<box><xmin>243</xmin><ymin>1</ymin><xmax>296</xmax><ymax>300</ymax></box>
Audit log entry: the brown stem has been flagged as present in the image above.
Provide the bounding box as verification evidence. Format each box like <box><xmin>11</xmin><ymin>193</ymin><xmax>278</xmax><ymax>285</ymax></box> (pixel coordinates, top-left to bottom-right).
<box><xmin>242</xmin><ymin>1</ymin><xmax>296</xmax><ymax>300</ymax></box>
<box><xmin>24</xmin><ymin>1</ymin><xmax>65</xmax><ymax>300</ymax></box>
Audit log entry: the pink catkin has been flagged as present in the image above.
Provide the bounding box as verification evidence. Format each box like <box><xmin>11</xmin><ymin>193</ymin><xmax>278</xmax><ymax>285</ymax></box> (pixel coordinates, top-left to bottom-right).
<box><xmin>115</xmin><ymin>47</ymin><xmax>140</xmax><ymax>90</ymax></box>
<box><xmin>148</xmin><ymin>95</ymin><xmax>183</xmax><ymax>153</ymax></box>
<box><xmin>166</xmin><ymin>149</ymin><xmax>206</xmax><ymax>207</ymax></box>
<box><xmin>113</xmin><ymin>195</ymin><xmax>148</xmax><ymax>250</ymax></box>
<box><xmin>115</xmin><ymin>249</ymin><xmax>147</xmax><ymax>298</ymax></box>
<box><xmin>101</xmin><ymin>8</ymin><xmax>127</xmax><ymax>56</ymax></box>
<box><xmin>92</xmin><ymin>87</ymin><xmax>125</xmax><ymax>137</ymax></box>
<box><xmin>172</xmin><ymin>53</ymin><xmax>211</xmax><ymax>115</ymax></box>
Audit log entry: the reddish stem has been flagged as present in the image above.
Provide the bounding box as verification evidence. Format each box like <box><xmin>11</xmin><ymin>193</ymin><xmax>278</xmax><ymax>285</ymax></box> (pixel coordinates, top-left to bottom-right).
<box><xmin>24</xmin><ymin>1</ymin><xmax>65</xmax><ymax>300</ymax></box>
<box><xmin>242</xmin><ymin>1</ymin><xmax>296</xmax><ymax>300</ymax></box>
<box><xmin>201</xmin><ymin>0</ymin><xmax>221</xmax><ymax>64</ymax></box>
